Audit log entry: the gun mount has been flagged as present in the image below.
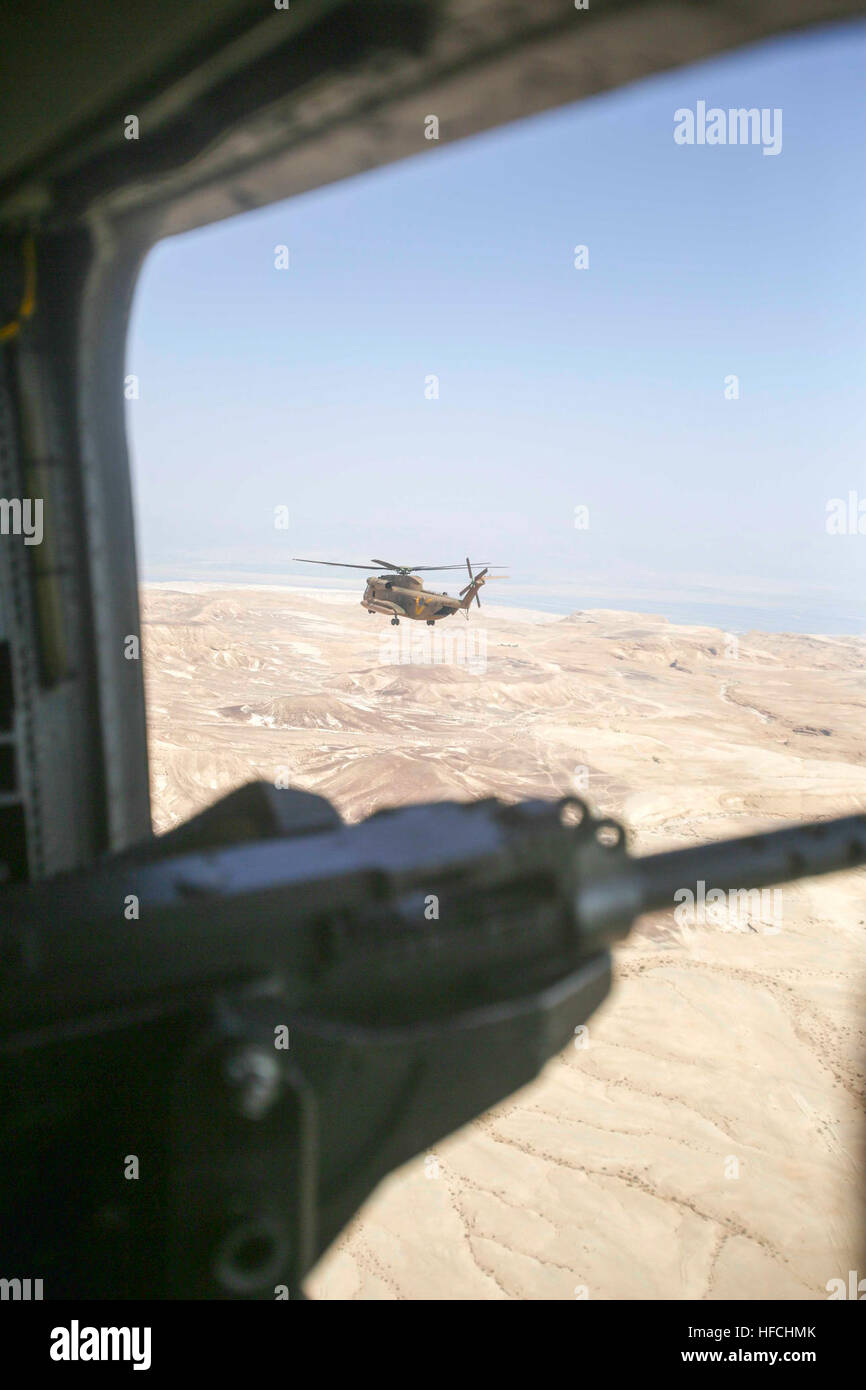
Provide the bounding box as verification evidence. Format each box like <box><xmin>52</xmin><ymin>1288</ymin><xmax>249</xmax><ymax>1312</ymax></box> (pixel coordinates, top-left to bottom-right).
<box><xmin>1</xmin><ymin>783</ymin><xmax>863</xmax><ymax>1297</ymax></box>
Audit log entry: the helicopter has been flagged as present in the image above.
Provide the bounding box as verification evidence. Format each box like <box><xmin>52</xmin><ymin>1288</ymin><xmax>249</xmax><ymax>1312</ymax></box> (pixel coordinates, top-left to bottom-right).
<box><xmin>291</xmin><ymin>556</ymin><xmax>506</xmax><ymax>625</ymax></box>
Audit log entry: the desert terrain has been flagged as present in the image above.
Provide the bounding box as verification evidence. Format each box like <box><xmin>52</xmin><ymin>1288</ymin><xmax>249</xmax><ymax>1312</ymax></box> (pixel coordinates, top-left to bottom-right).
<box><xmin>141</xmin><ymin>583</ymin><xmax>866</xmax><ymax>1299</ymax></box>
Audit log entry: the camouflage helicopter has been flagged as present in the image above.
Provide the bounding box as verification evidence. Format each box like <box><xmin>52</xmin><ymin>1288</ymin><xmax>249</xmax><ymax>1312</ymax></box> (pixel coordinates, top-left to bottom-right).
<box><xmin>292</xmin><ymin>556</ymin><xmax>505</xmax><ymax>625</ymax></box>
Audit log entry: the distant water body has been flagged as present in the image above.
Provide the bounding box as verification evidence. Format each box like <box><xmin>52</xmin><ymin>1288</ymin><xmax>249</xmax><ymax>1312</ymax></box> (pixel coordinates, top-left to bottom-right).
<box><xmin>143</xmin><ymin>565</ymin><xmax>863</xmax><ymax>637</ymax></box>
<box><xmin>494</xmin><ymin>589</ymin><xmax>865</xmax><ymax>636</ymax></box>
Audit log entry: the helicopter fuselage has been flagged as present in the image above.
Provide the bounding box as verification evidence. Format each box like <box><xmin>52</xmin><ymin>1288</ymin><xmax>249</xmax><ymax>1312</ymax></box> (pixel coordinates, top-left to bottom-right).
<box><xmin>362</xmin><ymin>574</ymin><xmax>466</xmax><ymax>623</ymax></box>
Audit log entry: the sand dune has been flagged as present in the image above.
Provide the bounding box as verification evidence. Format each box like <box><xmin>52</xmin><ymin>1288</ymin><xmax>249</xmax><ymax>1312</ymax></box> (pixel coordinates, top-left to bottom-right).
<box><xmin>141</xmin><ymin>584</ymin><xmax>866</xmax><ymax>1299</ymax></box>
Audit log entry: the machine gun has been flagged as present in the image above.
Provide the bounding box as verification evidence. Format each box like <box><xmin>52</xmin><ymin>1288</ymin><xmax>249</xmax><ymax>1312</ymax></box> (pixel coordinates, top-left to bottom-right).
<box><xmin>1</xmin><ymin>782</ymin><xmax>863</xmax><ymax>1299</ymax></box>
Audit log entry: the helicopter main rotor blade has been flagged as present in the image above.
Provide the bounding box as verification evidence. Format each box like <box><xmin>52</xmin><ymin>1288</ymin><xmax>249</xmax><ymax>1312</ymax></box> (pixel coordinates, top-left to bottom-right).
<box><xmin>370</xmin><ymin>560</ymin><xmax>477</xmax><ymax>573</ymax></box>
<box><xmin>396</xmin><ymin>563</ymin><xmax>502</xmax><ymax>572</ymax></box>
<box><xmin>391</xmin><ymin>558</ymin><xmax>500</xmax><ymax>569</ymax></box>
<box><xmin>292</xmin><ymin>558</ymin><xmax>381</xmax><ymax>570</ymax></box>
<box><xmin>295</xmin><ymin>557</ymin><xmax>506</xmax><ymax>574</ymax></box>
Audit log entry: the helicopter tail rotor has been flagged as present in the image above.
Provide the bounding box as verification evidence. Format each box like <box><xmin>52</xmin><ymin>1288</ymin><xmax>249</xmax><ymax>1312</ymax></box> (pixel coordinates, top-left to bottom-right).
<box><xmin>459</xmin><ymin>557</ymin><xmax>489</xmax><ymax>610</ymax></box>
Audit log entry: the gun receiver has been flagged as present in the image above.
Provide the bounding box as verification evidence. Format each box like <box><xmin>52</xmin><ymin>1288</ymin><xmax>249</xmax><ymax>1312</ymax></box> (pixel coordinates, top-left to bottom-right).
<box><xmin>1</xmin><ymin>784</ymin><xmax>863</xmax><ymax>1297</ymax></box>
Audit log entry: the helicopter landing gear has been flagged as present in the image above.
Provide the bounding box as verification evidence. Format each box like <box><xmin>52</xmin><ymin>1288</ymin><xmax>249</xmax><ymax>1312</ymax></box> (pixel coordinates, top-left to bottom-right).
<box><xmin>390</xmin><ymin>617</ymin><xmax>399</xmax><ymax>626</ymax></box>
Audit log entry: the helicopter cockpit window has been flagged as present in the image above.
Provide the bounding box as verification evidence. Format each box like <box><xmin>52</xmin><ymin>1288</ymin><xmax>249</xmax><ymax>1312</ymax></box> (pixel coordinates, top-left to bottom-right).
<box><xmin>126</xmin><ymin>21</ymin><xmax>866</xmax><ymax>1301</ymax></box>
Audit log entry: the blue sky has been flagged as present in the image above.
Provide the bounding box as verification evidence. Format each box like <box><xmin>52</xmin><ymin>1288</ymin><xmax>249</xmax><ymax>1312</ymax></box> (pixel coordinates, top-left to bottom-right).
<box><xmin>127</xmin><ymin>20</ymin><xmax>866</xmax><ymax>633</ymax></box>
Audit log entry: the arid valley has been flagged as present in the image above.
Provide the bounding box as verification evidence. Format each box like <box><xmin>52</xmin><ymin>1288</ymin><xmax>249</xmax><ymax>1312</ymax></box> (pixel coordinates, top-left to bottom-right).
<box><xmin>142</xmin><ymin>583</ymin><xmax>866</xmax><ymax>1300</ymax></box>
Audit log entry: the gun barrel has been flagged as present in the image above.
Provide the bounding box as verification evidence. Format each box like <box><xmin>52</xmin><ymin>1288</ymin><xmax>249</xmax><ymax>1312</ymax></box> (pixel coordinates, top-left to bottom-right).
<box><xmin>634</xmin><ymin>813</ymin><xmax>866</xmax><ymax>916</ymax></box>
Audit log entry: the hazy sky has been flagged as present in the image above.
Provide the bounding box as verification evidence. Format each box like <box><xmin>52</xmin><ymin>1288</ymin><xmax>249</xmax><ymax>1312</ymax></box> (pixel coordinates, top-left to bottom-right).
<box><xmin>127</xmin><ymin>21</ymin><xmax>866</xmax><ymax>633</ymax></box>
